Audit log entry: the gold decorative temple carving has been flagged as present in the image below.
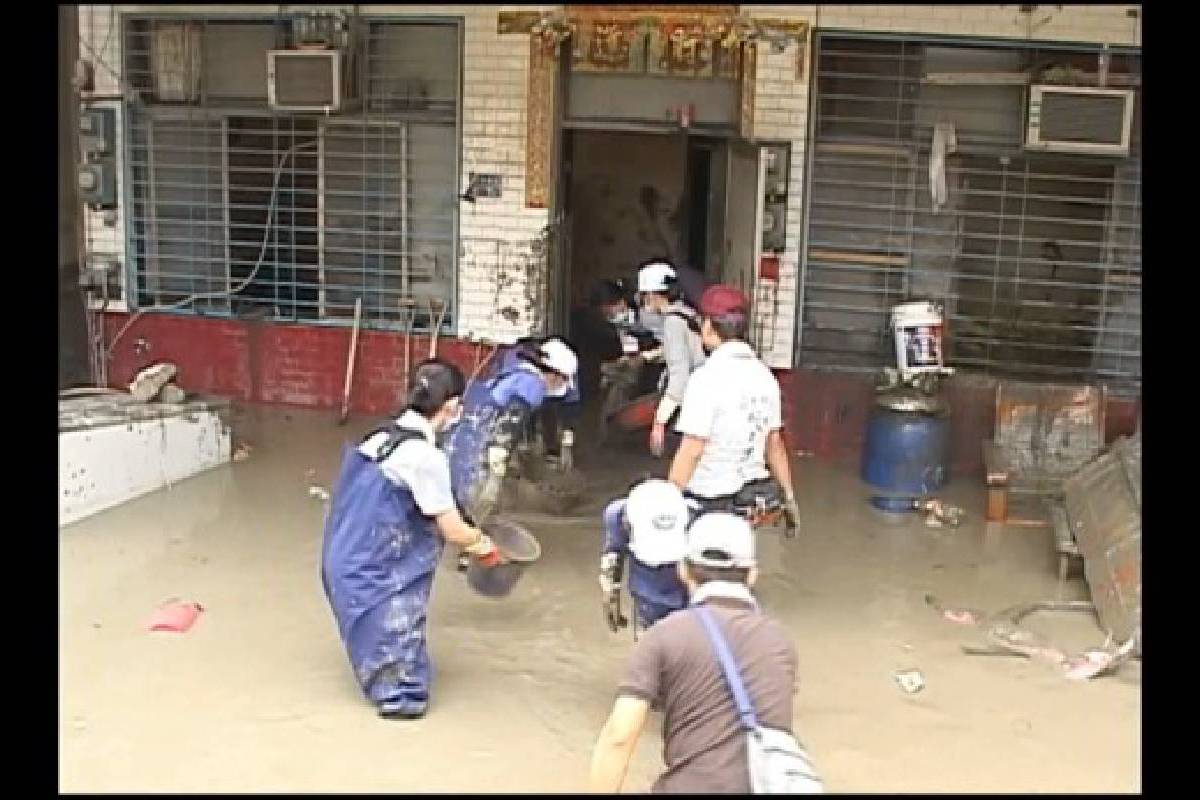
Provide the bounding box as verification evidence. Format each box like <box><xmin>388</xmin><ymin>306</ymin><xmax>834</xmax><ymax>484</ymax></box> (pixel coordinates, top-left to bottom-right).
<box><xmin>498</xmin><ymin>7</ymin><xmax>807</xmax><ymax>208</ymax></box>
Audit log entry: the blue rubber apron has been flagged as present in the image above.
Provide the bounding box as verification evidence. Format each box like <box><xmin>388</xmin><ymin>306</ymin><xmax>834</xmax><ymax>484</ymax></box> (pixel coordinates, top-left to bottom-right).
<box><xmin>444</xmin><ymin>346</ymin><xmax>546</xmax><ymax>518</ymax></box>
<box><xmin>321</xmin><ymin>426</ymin><xmax>442</xmax><ymax>715</ymax></box>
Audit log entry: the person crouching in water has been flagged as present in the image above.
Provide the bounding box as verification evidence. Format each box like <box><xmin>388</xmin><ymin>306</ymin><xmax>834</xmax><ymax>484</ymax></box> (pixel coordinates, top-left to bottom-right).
<box><xmin>445</xmin><ymin>336</ymin><xmax>578</xmax><ymax>523</ymax></box>
<box><xmin>599</xmin><ymin>478</ymin><xmax>697</xmax><ymax>634</ymax></box>
<box><xmin>321</xmin><ymin>359</ymin><xmax>501</xmax><ymax>720</ymax></box>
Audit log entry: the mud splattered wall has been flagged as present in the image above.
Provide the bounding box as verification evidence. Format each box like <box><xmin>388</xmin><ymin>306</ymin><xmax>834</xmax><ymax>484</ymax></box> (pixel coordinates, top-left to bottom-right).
<box><xmin>568</xmin><ymin>130</ymin><xmax>686</xmax><ymax>305</ymax></box>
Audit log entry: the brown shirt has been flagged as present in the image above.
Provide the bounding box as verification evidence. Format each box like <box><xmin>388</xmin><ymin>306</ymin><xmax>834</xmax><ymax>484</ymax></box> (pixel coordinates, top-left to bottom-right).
<box><xmin>617</xmin><ymin>597</ymin><xmax>799</xmax><ymax>794</ymax></box>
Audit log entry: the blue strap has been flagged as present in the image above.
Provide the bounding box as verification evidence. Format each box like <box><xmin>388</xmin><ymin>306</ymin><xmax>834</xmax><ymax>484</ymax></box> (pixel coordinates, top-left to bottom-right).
<box><xmin>693</xmin><ymin>604</ymin><xmax>758</xmax><ymax>731</ymax></box>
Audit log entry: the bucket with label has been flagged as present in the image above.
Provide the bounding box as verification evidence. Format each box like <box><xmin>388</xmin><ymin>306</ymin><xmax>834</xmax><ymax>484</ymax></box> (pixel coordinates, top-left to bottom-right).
<box><xmin>891</xmin><ymin>301</ymin><xmax>945</xmax><ymax>378</ymax></box>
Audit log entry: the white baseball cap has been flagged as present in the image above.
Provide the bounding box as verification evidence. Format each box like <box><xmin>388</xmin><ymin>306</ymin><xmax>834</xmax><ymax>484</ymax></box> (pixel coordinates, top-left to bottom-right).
<box><xmin>538</xmin><ymin>338</ymin><xmax>578</xmax><ymax>397</ymax></box>
<box><xmin>686</xmin><ymin>512</ymin><xmax>755</xmax><ymax>568</ymax></box>
<box><xmin>637</xmin><ymin>261</ymin><xmax>677</xmax><ymax>294</ymax></box>
<box><xmin>626</xmin><ymin>479</ymin><xmax>689</xmax><ymax>567</ymax></box>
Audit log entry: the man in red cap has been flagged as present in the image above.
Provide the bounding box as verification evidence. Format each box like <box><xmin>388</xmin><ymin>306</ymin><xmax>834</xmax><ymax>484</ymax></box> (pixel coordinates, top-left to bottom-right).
<box><xmin>666</xmin><ymin>284</ymin><xmax>801</xmax><ymax>533</ymax></box>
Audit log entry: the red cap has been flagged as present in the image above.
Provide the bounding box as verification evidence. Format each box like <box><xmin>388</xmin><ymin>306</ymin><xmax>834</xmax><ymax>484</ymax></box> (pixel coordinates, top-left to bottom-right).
<box><xmin>699</xmin><ymin>284</ymin><xmax>749</xmax><ymax>319</ymax></box>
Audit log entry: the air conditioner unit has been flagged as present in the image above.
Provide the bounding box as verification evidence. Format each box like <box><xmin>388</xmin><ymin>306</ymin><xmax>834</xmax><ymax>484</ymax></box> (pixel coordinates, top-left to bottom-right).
<box><xmin>1025</xmin><ymin>85</ymin><xmax>1135</xmax><ymax>156</ymax></box>
<box><xmin>268</xmin><ymin>48</ymin><xmax>344</xmax><ymax>113</ymax></box>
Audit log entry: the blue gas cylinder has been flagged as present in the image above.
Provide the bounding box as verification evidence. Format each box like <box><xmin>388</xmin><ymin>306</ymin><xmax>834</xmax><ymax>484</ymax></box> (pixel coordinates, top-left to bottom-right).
<box><xmin>861</xmin><ymin>407</ymin><xmax>950</xmax><ymax>494</ymax></box>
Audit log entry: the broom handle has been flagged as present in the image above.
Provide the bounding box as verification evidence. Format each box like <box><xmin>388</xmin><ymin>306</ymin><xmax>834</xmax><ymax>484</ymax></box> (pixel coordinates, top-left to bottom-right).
<box><xmin>342</xmin><ymin>297</ymin><xmax>363</xmax><ymax>413</ymax></box>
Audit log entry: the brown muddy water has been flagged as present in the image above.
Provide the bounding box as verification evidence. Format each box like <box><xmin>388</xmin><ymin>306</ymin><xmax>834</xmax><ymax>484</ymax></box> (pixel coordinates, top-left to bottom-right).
<box><xmin>59</xmin><ymin>406</ymin><xmax>1140</xmax><ymax>792</ymax></box>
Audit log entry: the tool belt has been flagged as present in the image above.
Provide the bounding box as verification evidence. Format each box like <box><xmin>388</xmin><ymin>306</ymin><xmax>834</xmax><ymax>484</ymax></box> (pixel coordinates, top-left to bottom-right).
<box><xmin>686</xmin><ymin>477</ymin><xmax>786</xmax><ymax>526</ymax></box>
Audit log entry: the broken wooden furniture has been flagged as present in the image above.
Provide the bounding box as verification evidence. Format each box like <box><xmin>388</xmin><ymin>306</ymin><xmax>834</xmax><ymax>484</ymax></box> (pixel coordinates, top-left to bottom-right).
<box><xmin>980</xmin><ymin>381</ymin><xmax>1106</xmax><ymax>526</ymax></box>
<box><xmin>1049</xmin><ymin>432</ymin><xmax>1141</xmax><ymax>654</ymax></box>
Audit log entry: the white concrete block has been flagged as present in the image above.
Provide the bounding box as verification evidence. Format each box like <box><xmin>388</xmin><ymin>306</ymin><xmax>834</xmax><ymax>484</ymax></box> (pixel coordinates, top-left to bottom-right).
<box><xmin>59</xmin><ymin>400</ymin><xmax>232</xmax><ymax>528</ymax></box>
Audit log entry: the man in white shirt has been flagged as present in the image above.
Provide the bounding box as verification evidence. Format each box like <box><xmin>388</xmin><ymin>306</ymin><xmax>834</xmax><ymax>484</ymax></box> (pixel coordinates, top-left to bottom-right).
<box><xmin>667</xmin><ymin>285</ymin><xmax>801</xmax><ymax>533</ymax></box>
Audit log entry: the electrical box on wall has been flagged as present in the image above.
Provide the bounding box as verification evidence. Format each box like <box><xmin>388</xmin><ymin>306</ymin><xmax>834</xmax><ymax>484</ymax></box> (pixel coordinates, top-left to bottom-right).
<box><xmin>80</xmin><ymin>108</ymin><xmax>115</xmax><ymax>156</ymax></box>
<box><xmin>78</xmin><ymin>162</ymin><xmax>116</xmax><ymax>208</ymax></box>
<box><xmin>761</xmin><ymin>143</ymin><xmax>790</xmax><ymax>254</ymax></box>
<box><xmin>79</xmin><ymin>106</ymin><xmax>118</xmax><ymax>210</ymax></box>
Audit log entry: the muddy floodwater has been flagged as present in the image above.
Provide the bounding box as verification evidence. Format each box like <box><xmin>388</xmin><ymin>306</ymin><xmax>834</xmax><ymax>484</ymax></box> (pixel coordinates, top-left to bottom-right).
<box><xmin>59</xmin><ymin>407</ymin><xmax>1140</xmax><ymax>792</ymax></box>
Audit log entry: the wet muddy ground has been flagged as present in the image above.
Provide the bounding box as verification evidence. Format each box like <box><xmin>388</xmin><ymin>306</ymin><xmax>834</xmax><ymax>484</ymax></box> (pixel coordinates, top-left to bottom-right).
<box><xmin>59</xmin><ymin>406</ymin><xmax>1140</xmax><ymax>792</ymax></box>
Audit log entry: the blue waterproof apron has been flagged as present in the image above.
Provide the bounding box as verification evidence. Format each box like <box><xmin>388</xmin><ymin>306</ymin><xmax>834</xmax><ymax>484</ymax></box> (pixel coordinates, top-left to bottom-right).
<box><xmin>443</xmin><ymin>346</ymin><xmax>548</xmax><ymax>519</ymax></box>
<box><xmin>321</xmin><ymin>425</ymin><xmax>443</xmax><ymax>715</ymax></box>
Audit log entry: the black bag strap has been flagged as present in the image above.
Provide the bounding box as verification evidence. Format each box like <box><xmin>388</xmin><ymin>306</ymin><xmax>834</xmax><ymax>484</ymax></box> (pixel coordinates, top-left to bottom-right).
<box><xmin>667</xmin><ymin>308</ymin><xmax>702</xmax><ymax>335</ymax></box>
<box><xmin>362</xmin><ymin>424</ymin><xmax>427</xmax><ymax>463</ymax></box>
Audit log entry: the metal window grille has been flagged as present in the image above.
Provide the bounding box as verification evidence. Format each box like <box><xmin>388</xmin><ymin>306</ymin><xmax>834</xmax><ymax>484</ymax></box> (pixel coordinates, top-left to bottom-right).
<box><xmin>121</xmin><ymin>15</ymin><xmax>461</xmax><ymax>331</ymax></box>
<box><xmin>798</xmin><ymin>35</ymin><xmax>1141</xmax><ymax>395</ymax></box>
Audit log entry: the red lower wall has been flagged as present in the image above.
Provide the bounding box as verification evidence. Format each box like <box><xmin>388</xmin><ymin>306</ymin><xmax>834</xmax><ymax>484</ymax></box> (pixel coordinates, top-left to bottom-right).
<box><xmin>104</xmin><ymin>314</ymin><xmax>1141</xmax><ymax>476</ymax></box>
<box><xmin>779</xmin><ymin>368</ymin><xmax>1141</xmax><ymax>476</ymax></box>
<box><xmin>103</xmin><ymin>312</ymin><xmax>483</xmax><ymax>416</ymax></box>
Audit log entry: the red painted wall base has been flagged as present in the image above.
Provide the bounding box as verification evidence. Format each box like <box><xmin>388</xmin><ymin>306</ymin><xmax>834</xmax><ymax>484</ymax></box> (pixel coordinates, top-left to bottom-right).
<box><xmin>103</xmin><ymin>312</ymin><xmax>485</xmax><ymax>417</ymax></box>
<box><xmin>105</xmin><ymin>314</ymin><xmax>1140</xmax><ymax>476</ymax></box>
<box><xmin>777</xmin><ymin>368</ymin><xmax>1140</xmax><ymax>476</ymax></box>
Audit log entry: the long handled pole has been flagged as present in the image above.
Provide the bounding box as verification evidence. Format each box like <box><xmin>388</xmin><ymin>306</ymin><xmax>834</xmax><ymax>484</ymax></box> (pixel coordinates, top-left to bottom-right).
<box><xmin>338</xmin><ymin>297</ymin><xmax>363</xmax><ymax>425</ymax></box>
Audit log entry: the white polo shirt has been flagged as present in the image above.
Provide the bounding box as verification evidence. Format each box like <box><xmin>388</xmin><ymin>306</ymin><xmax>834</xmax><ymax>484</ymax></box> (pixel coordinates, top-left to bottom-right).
<box><xmin>358</xmin><ymin>409</ymin><xmax>456</xmax><ymax>516</ymax></box>
<box><xmin>674</xmin><ymin>341</ymin><xmax>782</xmax><ymax>499</ymax></box>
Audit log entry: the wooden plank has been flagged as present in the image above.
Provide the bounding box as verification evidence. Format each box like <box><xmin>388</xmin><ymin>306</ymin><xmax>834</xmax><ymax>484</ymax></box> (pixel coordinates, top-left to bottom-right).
<box><xmin>808</xmin><ymin>248</ymin><xmax>909</xmax><ymax>267</ymax></box>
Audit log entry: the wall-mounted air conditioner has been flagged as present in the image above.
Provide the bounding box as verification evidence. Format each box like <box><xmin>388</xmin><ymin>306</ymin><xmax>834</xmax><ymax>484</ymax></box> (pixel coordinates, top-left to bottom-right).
<box><xmin>268</xmin><ymin>49</ymin><xmax>344</xmax><ymax>113</ymax></box>
<box><xmin>1025</xmin><ymin>85</ymin><xmax>1135</xmax><ymax>156</ymax></box>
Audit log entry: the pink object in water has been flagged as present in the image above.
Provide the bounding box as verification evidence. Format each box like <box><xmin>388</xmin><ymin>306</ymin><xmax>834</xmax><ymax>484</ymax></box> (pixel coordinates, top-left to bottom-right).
<box><xmin>943</xmin><ymin>609</ymin><xmax>978</xmax><ymax>625</ymax></box>
<box><xmin>147</xmin><ymin>600</ymin><xmax>204</xmax><ymax>633</ymax></box>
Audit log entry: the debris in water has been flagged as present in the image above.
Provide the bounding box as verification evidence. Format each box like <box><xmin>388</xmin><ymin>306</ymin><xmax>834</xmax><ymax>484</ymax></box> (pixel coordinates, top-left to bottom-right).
<box><xmin>868</xmin><ymin>495</ymin><xmax>963</xmax><ymax>527</ymax></box>
<box><xmin>925</xmin><ymin>594</ymin><xmax>984</xmax><ymax>626</ymax></box>
<box><xmin>309</xmin><ymin>485</ymin><xmax>331</xmax><ymax>502</ymax></box>
<box><xmin>1062</xmin><ymin>638</ymin><xmax>1136</xmax><ymax>681</ymax></box>
<box><xmin>918</xmin><ymin>498</ymin><xmax>964</xmax><ymax>527</ymax></box>
<box><xmin>147</xmin><ymin>600</ymin><xmax>204</xmax><ymax>633</ymax></box>
<box><xmin>943</xmin><ymin>609</ymin><xmax>978</xmax><ymax>625</ymax></box>
<box><xmin>233</xmin><ymin>442</ymin><xmax>253</xmax><ymax>462</ymax></box>
<box><xmin>894</xmin><ymin>669</ymin><xmax>925</xmax><ymax>694</ymax></box>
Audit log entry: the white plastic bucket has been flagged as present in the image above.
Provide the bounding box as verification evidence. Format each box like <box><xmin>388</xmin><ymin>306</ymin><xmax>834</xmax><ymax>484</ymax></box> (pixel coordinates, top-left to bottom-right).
<box><xmin>892</xmin><ymin>301</ymin><xmax>945</xmax><ymax>376</ymax></box>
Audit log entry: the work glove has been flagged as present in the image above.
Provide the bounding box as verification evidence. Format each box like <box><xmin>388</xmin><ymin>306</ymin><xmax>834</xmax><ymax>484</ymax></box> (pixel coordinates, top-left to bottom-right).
<box><xmin>598</xmin><ymin>552</ymin><xmax>621</xmax><ymax>595</ymax></box>
<box><xmin>782</xmin><ymin>494</ymin><xmax>801</xmax><ymax>539</ymax></box>
<box><xmin>463</xmin><ymin>531</ymin><xmax>503</xmax><ymax>567</ymax></box>
<box><xmin>599</xmin><ymin>552</ymin><xmax>628</xmax><ymax>633</ymax></box>
<box><xmin>604</xmin><ymin>594</ymin><xmax>629</xmax><ymax>633</ymax></box>
<box><xmin>468</xmin><ymin>445</ymin><xmax>510</xmax><ymax>522</ymax></box>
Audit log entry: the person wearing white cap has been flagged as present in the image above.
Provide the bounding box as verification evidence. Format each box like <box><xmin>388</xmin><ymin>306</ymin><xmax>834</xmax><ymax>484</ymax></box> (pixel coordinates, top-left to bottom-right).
<box><xmin>590</xmin><ymin>511</ymin><xmax>804</xmax><ymax>794</ymax></box>
<box><xmin>634</xmin><ymin>259</ymin><xmax>706</xmax><ymax>458</ymax></box>
<box><xmin>598</xmin><ymin>478</ymin><xmax>699</xmax><ymax>634</ymax></box>
<box><xmin>444</xmin><ymin>336</ymin><xmax>579</xmax><ymax>536</ymax></box>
